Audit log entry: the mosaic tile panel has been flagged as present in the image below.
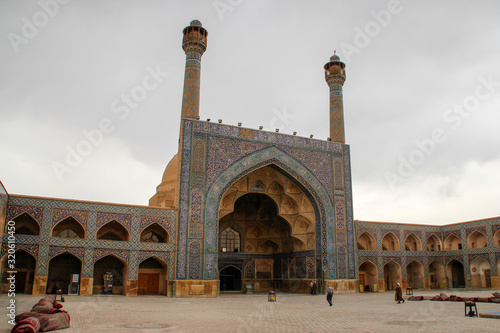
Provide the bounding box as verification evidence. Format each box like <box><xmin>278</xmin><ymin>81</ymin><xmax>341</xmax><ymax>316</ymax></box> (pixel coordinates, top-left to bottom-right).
<box><xmin>335</xmin><ymin>201</ymin><xmax>345</xmax><ymax>230</ymax></box>
<box><xmin>139</xmin><ymin>215</ymin><xmax>174</xmax><ymax>236</ymax></box>
<box><xmin>93</xmin><ymin>248</ymin><xmax>129</xmax><ymax>264</ymax></box>
<box><xmin>405</xmin><ymin>256</ymin><xmax>424</xmax><ymax>266</ymax></box>
<box><xmin>191</xmin><ymin>140</ymin><xmax>206</xmax><ymax>174</ymax></box>
<box><xmin>444</xmin><ymin>255</ymin><xmax>463</xmax><ymax>265</ymax></box>
<box><xmin>6</xmin><ymin>205</ymin><xmax>44</xmax><ymax>225</ymax></box>
<box><xmin>188</xmin><ymin>241</ymin><xmax>201</xmax><ymax>279</ymax></box>
<box><xmin>337</xmin><ymin>245</ymin><xmax>347</xmax><ymax>279</ymax></box>
<box><xmin>342</xmin><ymin>145</ymin><xmax>355</xmax><ymax>279</ymax></box>
<box><xmin>96</xmin><ymin>212</ymin><xmax>132</xmax><ymax>231</ymax></box>
<box><xmin>0</xmin><ymin>243</ymin><xmax>39</xmax><ymax>260</ymax></box>
<box><xmin>492</xmin><ymin>224</ymin><xmax>500</xmax><ymax>236</ymax></box>
<box><xmin>188</xmin><ymin>223</ymin><xmax>204</xmax><ymax>238</ymax></box>
<box><xmin>52</xmin><ymin>208</ymin><xmax>89</xmax><ymax>229</ymax></box>
<box><xmin>443</xmin><ymin>230</ymin><xmax>461</xmax><ymax>240</ymax></box>
<box><xmin>466</xmin><ymin>226</ymin><xmax>486</xmax><ymax>238</ymax></box>
<box><xmin>244</xmin><ymin>260</ymin><xmax>255</xmax><ymax>279</ymax></box>
<box><xmin>48</xmin><ymin>246</ymin><xmax>85</xmax><ymax>261</ymax></box>
<box><xmin>382</xmin><ymin>256</ymin><xmax>402</xmax><ymax>266</ymax></box>
<box><xmin>190</xmin><ymin>190</ymin><xmax>203</xmax><ymax>224</ymax></box>
<box><xmin>468</xmin><ymin>253</ymin><xmax>489</xmax><ymax>263</ymax></box>
<box><xmin>333</xmin><ymin>159</ymin><xmax>343</xmax><ymax>189</ymax></box>
<box><xmin>307</xmin><ymin>256</ymin><xmax>316</xmax><ymax>279</ymax></box>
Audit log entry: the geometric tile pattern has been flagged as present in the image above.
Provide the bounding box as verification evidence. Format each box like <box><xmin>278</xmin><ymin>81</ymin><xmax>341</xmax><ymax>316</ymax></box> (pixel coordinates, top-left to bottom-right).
<box><xmin>96</xmin><ymin>212</ymin><xmax>132</xmax><ymax>231</ymax></box>
<box><xmin>355</xmin><ymin>218</ymin><xmax>500</xmax><ymax>282</ymax></box>
<box><xmin>2</xmin><ymin>195</ymin><xmax>176</xmax><ymax>284</ymax></box>
<box><xmin>52</xmin><ymin>208</ymin><xmax>89</xmax><ymax>228</ymax></box>
<box><xmin>6</xmin><ymin>205</ymin><xmax>44</xmax><ymax>224</ymax></box>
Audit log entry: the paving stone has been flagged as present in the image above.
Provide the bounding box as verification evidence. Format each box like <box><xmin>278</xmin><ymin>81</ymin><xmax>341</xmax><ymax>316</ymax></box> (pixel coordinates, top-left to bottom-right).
<box><xmin>1</xmin><ymin>290</ymin><xmax>499</xmax><ymax>332</ymax></box>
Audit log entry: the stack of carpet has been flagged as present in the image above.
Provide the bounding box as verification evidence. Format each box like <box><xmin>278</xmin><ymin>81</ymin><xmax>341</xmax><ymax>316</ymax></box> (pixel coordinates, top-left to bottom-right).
<box><xmin>491</xmin><ymin>291</ymin><xmax>500</xmax><ymax>303</ymax></box>
<box><xmin>11</xmin><ymin>295</ymin><xmax>70</xmax><ymax>333</ymax></box>
<box><xmin>408</xmin><ymin>292</ymin><xmax>500</xmax><ymax>303</ymax></box>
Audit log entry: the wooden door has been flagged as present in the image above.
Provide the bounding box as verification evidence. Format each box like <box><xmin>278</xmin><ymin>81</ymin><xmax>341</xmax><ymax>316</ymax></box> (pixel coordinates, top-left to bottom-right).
<box><xmin>138</xmin><ymin>273</ymin><xmax>160</xmax><ymax>295</ymax></box>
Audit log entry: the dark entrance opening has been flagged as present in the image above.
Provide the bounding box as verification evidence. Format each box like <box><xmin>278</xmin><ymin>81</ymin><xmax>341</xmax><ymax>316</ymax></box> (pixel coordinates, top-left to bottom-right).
<box><xmin>220</xmin><ymin>266</ymin><xmax>242</xmax><ymax>292</ymax></box>
<box><xmin>47</xmin><ymin>252</ymin><xmax>81</xmax><ymax>294</ymax></box>
<box><xmin>449</xmin><ymin>260</ymin><xmax>466</xmax><ymax>288</ymax></box>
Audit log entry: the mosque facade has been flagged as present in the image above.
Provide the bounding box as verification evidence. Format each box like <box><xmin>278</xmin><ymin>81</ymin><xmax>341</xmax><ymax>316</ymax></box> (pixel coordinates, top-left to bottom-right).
<box><xmin>1</xmin><ymin>21</ymin><xmax>499</xmax><ymax>297</ymax></box>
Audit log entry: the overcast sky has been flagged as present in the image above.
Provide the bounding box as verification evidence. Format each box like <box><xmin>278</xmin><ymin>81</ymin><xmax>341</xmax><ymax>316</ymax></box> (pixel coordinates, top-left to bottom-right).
<box><xmin>1</xmin><ymin>0</ymin><xmax>499</xmax><ymax>225</ymax></box>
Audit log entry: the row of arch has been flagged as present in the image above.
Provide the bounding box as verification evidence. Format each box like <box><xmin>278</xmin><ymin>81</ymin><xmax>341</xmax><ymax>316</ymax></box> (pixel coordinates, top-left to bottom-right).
<box><xmin>3</xmin><ymin>250</ymin><xmax>169</xmax><ymax>295</ymax></box>
<box><xmin>358</xmin><ymin>230</ymin><xmax>500</xmax><ymax>251</ymax></box>
<box><xmin>359</xmin><ymin>257</ymin><xmax>498</xmax><ymax>291</ymax></box>
<box><xmin>10</xmin><ymin>213</ymin><xmax>169</xmax><ymax>243</ymax></box>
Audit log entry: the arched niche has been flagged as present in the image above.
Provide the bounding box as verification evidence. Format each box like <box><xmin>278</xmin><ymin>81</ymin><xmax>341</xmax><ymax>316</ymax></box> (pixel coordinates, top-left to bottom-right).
<box><xmin>96</xmin><ymin>220</ymin><xmax>129</xmax><ymax>241</ymax></box>
<box><xmin>2</xmin><ymin>250</ymin><xmax>36</xmax><ymax>293</ymax></box>
<box><xmin>47</xmin><ymin>252</ymin><xmax>82</xmax><ymax>294</ymax></box>
<box><xmin>470</xmin><ymin>257</ymin><xmax>491</xmax><ymax>289</ymax></box>
<box><xmin>11</xmin><ymin>213</ymin><xmax>40</xmax><ymax>235</ymax></box>
<box><xmin>383</xmin><ymin>260</ymin><xmax>401</xmax><ymax>291</ymax></box>
<box><xmin>382</xmin><ymin>233</ymin><xmax>400</xmax><ymax>251</ymax></box>
<box><xmin>140</xmin><ymin>223</ymin><xmax>169</xmax><ymax>243</ymax></box>
<box><xmin>138</xmin><ymin>257</ymin><xmax>168</xmax><ymax>295</ymax></box>
<box><xmin>93</xmin><ymin>254</ymin><xmax>127</xmax><ymax>295</ymax></box>
<box><xmin>405</xmin><ymin>233</ymin><xmax>423</xmax><ymax>251</ymax></box>
<box><xmin>444</xmin><ymin>234</ymin><xmax>462</xmax><ymax>251</ymax></box>
<box><xmin>407</xmin><ymin>260</ymin><xmax>424</xmax><ymax>289</ymax></box>
<box><xmin>429</xmin><ymin>260</ymin><xmax>446</xmax><ymax>289</ymax></box>
<box><xmin>52</xmin><ymin>216</ymin><xmax>85</xmax><ymax>239</ymax></box>
<box><xmin>426</xmin><ymin>235</ymin><xmax>442</xmax><ymax>251</ymax></box>
<box><xmin>446</xmin><ymin>260</ymin><xmax>465</xmax><ymax>288</ymax></box>
<box><xmin>220</xmin><ymin>265</ymin><xmax>242</xmax><ymax>292</ymax></box>
<box><xmin>467</xmin><ymin>231</ymin><xmax>488</xmax><ymax>249</ymax></box>
<box><xmin>357</xmin><ymin>232</ymin><xmax>376</xmax><ymax>251</ymax></box>
<box><xmin>358</xmin><ymin>260</ymin><xmax>378</xmax><ymax>292</ymax></box>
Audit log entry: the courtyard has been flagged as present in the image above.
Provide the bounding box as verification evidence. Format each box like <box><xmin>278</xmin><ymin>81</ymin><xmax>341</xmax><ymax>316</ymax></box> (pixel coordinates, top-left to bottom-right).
<box><xmin>2</xmin><ymin>290</ymin><xmax>499</xmax><ymax>332</ymax></box>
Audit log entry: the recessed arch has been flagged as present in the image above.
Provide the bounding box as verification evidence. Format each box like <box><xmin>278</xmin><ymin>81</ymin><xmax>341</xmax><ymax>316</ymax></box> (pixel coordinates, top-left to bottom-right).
<box><xmin>494</xmin><ymin>229</ymin><xmax>500</xmax><ymax>247</ymax></box>
<box><xmin>470</xmin><ymin>257</ymin><xmax>491</xmax><ymax>289</ymax></box>
<box><xmin>444</xmin><ymin>234</ymin><xmax>462</xmax><ymax>251</ymax></box>
<box><xmin>52</xmin><ymin>216</ymin><xmax>85</xmax><ymax>239</ymax></box>
<box><xmin>426</xmin><ymin>234</ymin><xmax>442</xmax><ymax>251</ymax></box>
<box><xmin>382</xmin><ymin>232</ymin><xmax>400</xmax><ymax>251</ymax></box>
<box><xmin>383</xmin><ymin>260</ymin><xmax>401</xmax><ymax>291</ymax></box>
<box><xmin>2</xmin><ymin>249</ymin><xmax>36</xmax><ymax>293</ymax></box>
<box><xmin>429</xmin><ymin>260</ymin><xmax>446</xmax><ymax>289</ymax></box>
<box><xmin>407</xmin><ymin>260</ymin><xmax>424</xmax><ymax>289</ymax></box>
<box><xmin>358</xmin><ymin>260</ymin><xmax>378</xmax><ymax>292</ymax></box>
<box><xmin>446</xmin><ymin>259</ymin><xmax>465</xmax><ymax>288</ymax></box>
<box><xmin>220</xmin><ymin>265</ymin><xmax>242</xmax><ymax>292</ymax></box>
<box><xmin>46</xmin><ymin>252</ymin><xmax>82</xmax><ymax>294</ymax></box>
<box><xmin>138</xmin><ymin>256</ymin><xmax>168</xmax><ymax>295</ymax></box>
<box><xmin>93</xmin><ymin>254</ymin><xmax>127</xmax><ymax>295</ymax></box>
<box><xmin>405</xmin><ymin>233</ymin><xmax>423</xmax><ymax>251</ymax></box>
<box><xmin>357</xmin><ymin>232</ymin><xmax>376</xmax><ymax>251</ymax></box>
<box><xmin>140</xmin><ymin>223</ymin><xmax>169</xmax><ymax>243</ymax></box>
<box><xmin>10</xmin><ymin>213</ymin><xmax>40</xmax><ymax>235</ymax></box>
<box><xmin>468</xmin><ymin>231</ymin><xmax>488</xmax><ymax>249</ymax></box>
<box><xmin>96</xmin><ymin>220</ymin><xmax>129</xmax><ymax>241</ymax></box>
<box><xmin>202</xmin><ymin>147</ymin><xmax>334</xmax><ymax>281</ymax></box>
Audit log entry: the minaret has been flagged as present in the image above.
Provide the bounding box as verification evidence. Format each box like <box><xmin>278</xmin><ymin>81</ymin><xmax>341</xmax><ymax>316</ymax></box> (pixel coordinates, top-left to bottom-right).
<box><xmin>324</xmin><ymin>52</ymin><xmax>346</xmax><ymax>143</ymax></box>
<box><xmin>180</xmin><ymin>20</ymin><xmax>208</xmax><ymax>120</ymax></box>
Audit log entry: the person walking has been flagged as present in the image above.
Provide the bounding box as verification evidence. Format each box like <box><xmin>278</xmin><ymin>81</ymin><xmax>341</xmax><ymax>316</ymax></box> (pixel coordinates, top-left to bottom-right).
<box><xmin>310</xmin><ymin>280</ymin><xmax>314</xmax><ymax>295</ymax></box>
<box><xmin>312</xmin><ymin>280</ymin><xmax>318</xmax><ymax>295</ymax></box>
<box><xmin>326</xmin><ymin>285</ymin><xmax>333</xmax><ymax>306</ymax></box>
<box><xmin>395</xmin><ymin>282</ymin><xmax>405</xmax><ymax>304</ymax></box>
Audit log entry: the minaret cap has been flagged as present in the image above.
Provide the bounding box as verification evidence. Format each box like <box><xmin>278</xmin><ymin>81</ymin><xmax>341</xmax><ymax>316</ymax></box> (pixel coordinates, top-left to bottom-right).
<box><xmin>325</xmin><ymin>51</ymin><xmax>345</xmax><ymax>70</ymax></box>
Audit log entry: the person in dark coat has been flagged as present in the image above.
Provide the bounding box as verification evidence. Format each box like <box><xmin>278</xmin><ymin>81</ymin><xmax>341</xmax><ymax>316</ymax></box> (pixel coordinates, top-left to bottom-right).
<box><xmin>395</xmin><ymin>282</ymin><xmax>405</xmax><ymax>304</ymax></box>
<box><xmin>326</xmin><ymin>285</ymin><xmax>334</xmax><ymax>306</ymax></box>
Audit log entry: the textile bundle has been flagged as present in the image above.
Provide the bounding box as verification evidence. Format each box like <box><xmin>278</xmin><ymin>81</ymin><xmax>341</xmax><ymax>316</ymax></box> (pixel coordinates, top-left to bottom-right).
<box><xmin>12</xmin><ymin>295</ymin><xmax>70</xmax><ymax>333</ymax></box>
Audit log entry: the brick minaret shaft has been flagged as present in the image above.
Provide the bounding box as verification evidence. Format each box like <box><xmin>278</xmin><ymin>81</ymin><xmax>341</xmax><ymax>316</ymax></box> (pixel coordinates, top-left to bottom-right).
<box><xmin>180</xmin><ymin>20</ymin><xmax>207</xmax><ymax>120</ymax></box>
<box><xmin>324</xmin><ymin>52</ymin><xmax>346</xmax><ymax>143</ymax></box>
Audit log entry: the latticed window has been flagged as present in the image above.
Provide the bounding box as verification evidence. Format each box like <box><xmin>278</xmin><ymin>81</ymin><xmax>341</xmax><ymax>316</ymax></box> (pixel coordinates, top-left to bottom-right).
<box><xmin>220</xmin><ymin>227</ymin><xmax>240</xmax><ymax>252</ymax></box>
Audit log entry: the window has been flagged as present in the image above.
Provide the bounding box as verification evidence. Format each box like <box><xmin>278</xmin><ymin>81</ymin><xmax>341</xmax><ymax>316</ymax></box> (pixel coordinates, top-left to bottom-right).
<box><xmin>220</xmin><ymin>227</ymin><xmax>240</xmax><ymax>252</ymax></box>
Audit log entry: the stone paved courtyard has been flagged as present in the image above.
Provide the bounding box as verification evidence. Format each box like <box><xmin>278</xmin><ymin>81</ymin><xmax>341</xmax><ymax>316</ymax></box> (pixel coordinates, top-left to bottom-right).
<box><xmin>2</xmin><ymin>290</ymin><xmax>499</xmax><ymax>332</ymax></box>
